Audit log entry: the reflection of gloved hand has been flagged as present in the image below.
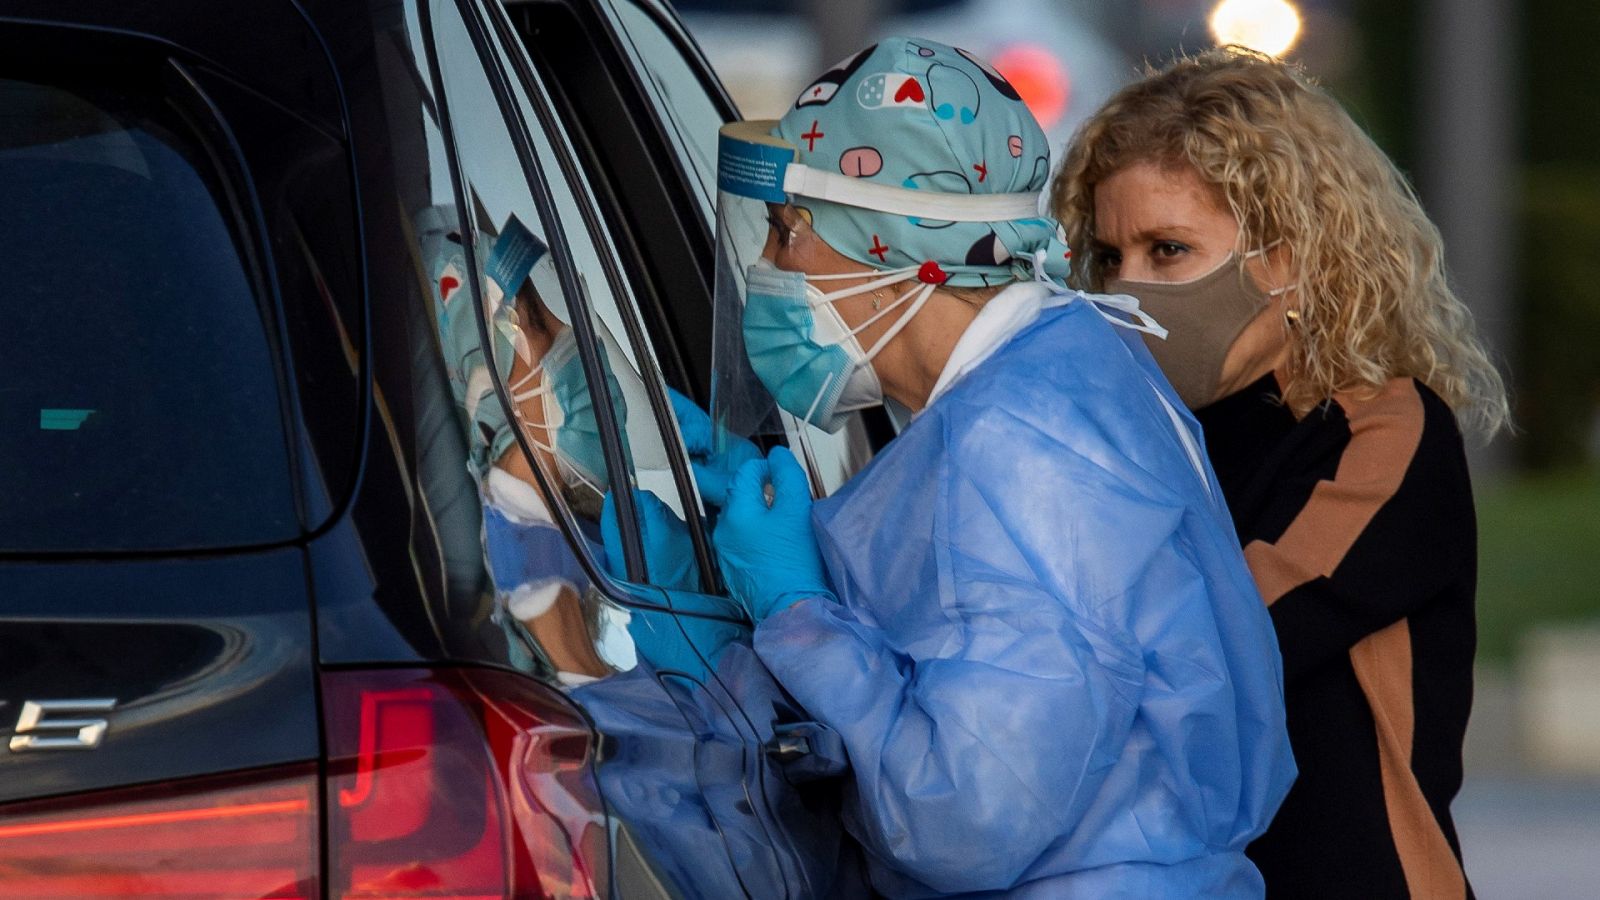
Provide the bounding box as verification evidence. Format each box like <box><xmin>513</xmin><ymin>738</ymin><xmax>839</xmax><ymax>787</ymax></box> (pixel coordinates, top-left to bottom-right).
<box><xmin>713</xmin><ymin>446</ymin><xmax>834</xmax><ymax>622</ymax></box>
<box><xmin>625</xmin><ymin>601</ymin><xmax>744</xmax><ymax>681</ymax></box>
<box><xmin>601</xmin><ymin>489</ymin><xmax>700</xmax><ymax>592</ymax></box>
<box><xmin>601</xmin><ymin>489</ymin><xmax>743</xmax><ymax>680</ymax></box>
<box><xmin>669</xmin><ymin>387</ymin><xmax>762</xmax><ymax>508</ymax></box>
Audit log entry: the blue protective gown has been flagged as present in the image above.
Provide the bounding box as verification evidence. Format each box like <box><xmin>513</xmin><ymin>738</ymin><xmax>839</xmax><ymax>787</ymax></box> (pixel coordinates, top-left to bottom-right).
<box><xmin>753</xmin><ymin>291</ymin><xmax>1297</xmax><ymax>898</ymax></box>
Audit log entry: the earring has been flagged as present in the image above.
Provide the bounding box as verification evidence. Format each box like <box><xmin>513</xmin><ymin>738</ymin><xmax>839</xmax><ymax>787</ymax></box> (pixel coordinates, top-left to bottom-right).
<box><xmin>1285</xmin><ymin>309</ymin><xmax>1301</xmax><ymax>325</ymax></box>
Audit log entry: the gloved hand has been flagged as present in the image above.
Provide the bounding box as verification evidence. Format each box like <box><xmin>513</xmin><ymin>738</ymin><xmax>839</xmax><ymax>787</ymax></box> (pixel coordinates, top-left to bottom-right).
<box><xmin>601</xmin><ymin>488</ymin><xmax>700</xmax><ymax>592</ymax></box>
<box><xmin>713</xmin><ymin>446</ymin><xmax>835</xmax><ymax>622</ymax></box>
<box><xmin>669</xmin><ymin>387</ymin><xmax>762</xmax><ymax>508</ymax></box>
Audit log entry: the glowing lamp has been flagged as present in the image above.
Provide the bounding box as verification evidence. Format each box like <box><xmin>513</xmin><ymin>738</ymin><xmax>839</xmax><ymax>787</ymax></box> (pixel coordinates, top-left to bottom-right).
<box><xmin>1209</xmin><ymin>0</ymin><xmax>1303</xmax><ymax>58</ymax></box>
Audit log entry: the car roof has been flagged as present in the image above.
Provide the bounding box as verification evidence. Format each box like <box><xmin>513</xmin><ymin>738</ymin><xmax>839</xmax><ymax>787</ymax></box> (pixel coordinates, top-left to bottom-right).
<box><xmin>0</xmin><ymin>0</ymin><xmax>344</xmax><ymax>138</ymax></box>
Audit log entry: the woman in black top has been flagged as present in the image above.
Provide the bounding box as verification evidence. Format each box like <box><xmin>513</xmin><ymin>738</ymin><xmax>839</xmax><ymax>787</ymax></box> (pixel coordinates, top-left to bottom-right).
<box><xmin>1051</xmin><ymin>49</ymin><xmax>1509</xmax><ymax>899</ymax></box>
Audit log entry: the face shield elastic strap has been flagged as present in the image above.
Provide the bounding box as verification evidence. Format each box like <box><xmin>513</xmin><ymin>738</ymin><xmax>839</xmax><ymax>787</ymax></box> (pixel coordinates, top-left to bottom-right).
<box><xmin>717</xmin><ymin>119</ymin><xmax>1043</xmax><ymax>222</ymax></box>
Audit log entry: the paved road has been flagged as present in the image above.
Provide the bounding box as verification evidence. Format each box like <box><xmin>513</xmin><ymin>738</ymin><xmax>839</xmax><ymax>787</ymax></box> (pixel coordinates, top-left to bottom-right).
<box><xmin>1456</xmin><ymin>775</ymin><xmax>1600</xmax><ymax>899</ymax></box>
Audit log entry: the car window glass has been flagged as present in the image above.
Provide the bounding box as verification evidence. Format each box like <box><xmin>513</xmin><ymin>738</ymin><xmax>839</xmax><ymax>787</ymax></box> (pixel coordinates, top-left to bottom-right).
<box><xmin>427</xmin><ymin>0</ymin><xmax>664</xmax><ymax>681</ymax></box>
<box><xmin>501</xmin><ymin>76</ymin><xmax>697</xmax><ymax>527</ymax></box>
<box><xmin>0</xmin><ymin>75</ymin><xmax>298</xmax><ymax>553</ymax></box>
<box><xmin>489</xmin><ymin>0</ymin><xmax>757</xmax><ymax>616</ymax></box>
<box><xmin>603</xmin><ymin>0</ymin><xmax>722</xmax><ymax>218</ymax></box>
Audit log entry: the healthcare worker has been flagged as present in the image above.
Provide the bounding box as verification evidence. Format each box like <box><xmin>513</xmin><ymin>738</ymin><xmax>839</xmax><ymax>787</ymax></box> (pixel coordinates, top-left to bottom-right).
<box><xmin>692</xmin><ymin>38</ymin><xmax>1296</xmax><ymax>897</ymax></box>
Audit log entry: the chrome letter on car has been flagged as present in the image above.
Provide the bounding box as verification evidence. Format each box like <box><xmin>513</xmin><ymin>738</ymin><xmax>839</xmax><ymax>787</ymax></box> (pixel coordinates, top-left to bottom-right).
<box><xmin>9</xmin><ymin>699</ymin><xmax>118</xmax><ymax>751</ymax></box>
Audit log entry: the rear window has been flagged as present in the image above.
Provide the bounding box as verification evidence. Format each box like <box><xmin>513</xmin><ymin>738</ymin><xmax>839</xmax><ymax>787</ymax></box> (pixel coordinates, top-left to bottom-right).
<box><xmin>0</xmin><ymin>76</ymin><xmax>298</xmax><ymax>552</ymax></box>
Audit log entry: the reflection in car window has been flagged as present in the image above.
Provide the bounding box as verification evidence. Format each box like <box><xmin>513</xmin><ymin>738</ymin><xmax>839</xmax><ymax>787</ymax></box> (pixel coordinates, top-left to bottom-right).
<box><xmin>0</xmin><ymin>76</ymin><xmax>297</xmax><ymax>552</ymax></box>
<box><xmin>426</xmin><ymin>0</ymin><xmax>653</xmax><ymax>682</ymax></box>
<box><xmin>487</xmin><ymin>4</ymin><xmax>754</xmax><ymax>668</ymax></box>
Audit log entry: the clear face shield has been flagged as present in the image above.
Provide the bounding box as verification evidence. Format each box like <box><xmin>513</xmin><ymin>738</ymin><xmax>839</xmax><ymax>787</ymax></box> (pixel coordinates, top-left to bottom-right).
<box><xmin>709</xmin><ymin>122</ymin><xmax>791</xmax><ymax>458</ymax></box>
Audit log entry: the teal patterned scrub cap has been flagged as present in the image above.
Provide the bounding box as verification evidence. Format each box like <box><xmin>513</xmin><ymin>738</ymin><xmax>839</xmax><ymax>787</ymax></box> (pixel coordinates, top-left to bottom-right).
<box><xmin>418</xmin><ymin>207</ymin><xmax>552</xmax><ymax>476</ymax></box>
<box><xmin>773</xmin><ymin>37</ymin><xmax>1069</xmax><ymax>287</ymax></box>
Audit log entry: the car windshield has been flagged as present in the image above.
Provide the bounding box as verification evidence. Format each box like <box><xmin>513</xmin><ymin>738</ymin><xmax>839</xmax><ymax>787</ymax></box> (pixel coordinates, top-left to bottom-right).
<box><xmin>0</xmin><ymin>76</ymin><xmax>298</xmax><ymax>553</ymax></box>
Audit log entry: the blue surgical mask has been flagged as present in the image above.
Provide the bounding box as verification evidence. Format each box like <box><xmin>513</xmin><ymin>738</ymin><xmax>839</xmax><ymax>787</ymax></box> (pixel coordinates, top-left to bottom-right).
<box><xmin>512</xmin><ymin>326</ymin><xmax>625</xmax><ymax>493</ymax></box>
<box><xmin>741</xmin><ymin>258</ymin><xmax>936</xmax><ymax>432</ymax></box>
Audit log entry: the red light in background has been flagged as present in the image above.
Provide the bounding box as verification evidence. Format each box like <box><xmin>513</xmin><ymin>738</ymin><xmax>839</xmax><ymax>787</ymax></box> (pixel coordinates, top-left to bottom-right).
<box><xmin>993</xmin><ymin>44</ymin><xmax>1071</xmax><ymax>131</ymax></box>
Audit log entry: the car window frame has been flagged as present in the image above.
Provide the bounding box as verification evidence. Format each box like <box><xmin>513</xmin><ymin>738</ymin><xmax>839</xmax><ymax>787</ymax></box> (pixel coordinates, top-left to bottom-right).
<box><xmin>594</xmin><ymin>0</ymin><xmax>736</xmax><ymax>217</ymax></box>
<box><xmin>481</xmin><ymin>0</ymin><xmax>728</xmax><ymax>597</ymax></box>
<box><xmin>501</xmin><ymin>0</ymin><xmax>731</xmax><ymax>402</ymax></box>
<box><xmin>428</xmin><ymin>0</ymin><xmax>743</xmax><ymax>622</ymax></box>
<box><xmin>420</xmin><ymin>0</ymin><xmax>648</xmax><ymax>586</ymax></box>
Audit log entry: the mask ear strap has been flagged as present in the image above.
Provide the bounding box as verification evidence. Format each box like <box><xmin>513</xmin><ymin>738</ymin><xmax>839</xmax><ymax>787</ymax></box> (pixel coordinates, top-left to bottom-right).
<box><xmin>807</xmin><ymin>267</ymin><xmax>918</xmax><ymax>305</ymax></box>
<box><xmin>510</xmin><ymin>364</ymin><xmax>548</xmax><ymax>402</ymax></box>
<box><xmin>1088</xmin><ymin>292</ymin><xmax>1170</xmax><ymax>340</ymax></box>
<box><xmin>1243</xmin><ymin>237</ymin><xmax>1285</xmax><ymax>259</ymax></box>
<box><xmin>861</xmin><ymin>281</ymin><xmax>938</xmax><ymax>361</ymax></box>
<box><xmin>1244</xmin><ymin>239</ymin><xmax>1295</xmax><ymax>299</ymax></box>
<box><xmin>800</xmin><ymin>369</ymin><xmax>839</xmax><ymax>427</ymax></box>
<box><xmin>806</xmin><ymin>265</ymin><xmax>917</xmax><ymax>282</ymax></box>
<box><xmin>840</xmin><ymin>276</ymin><xmax>922</xmax><ymax>338</ymax></box>
<box><xmin>514</xmin><ymin>413</ymin><xmax>605</xmax><ymax>497</ymax></box>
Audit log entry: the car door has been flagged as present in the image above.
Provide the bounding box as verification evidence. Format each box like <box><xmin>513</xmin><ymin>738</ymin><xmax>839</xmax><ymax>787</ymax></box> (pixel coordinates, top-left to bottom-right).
<box><xmin>419</xmin><ymin>1</ymin><xmax>867</xmax><ymax>896</ymax></box>
<box><xmin>489</xmin><ymin>1</ymin><xmax>879</xmax><ymax>897</ymax></box>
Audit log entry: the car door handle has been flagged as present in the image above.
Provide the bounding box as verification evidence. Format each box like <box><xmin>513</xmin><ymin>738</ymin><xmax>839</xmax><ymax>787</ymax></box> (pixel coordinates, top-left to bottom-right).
<box><xmin>764</xmin><ymin>721</ymin><xmax>848</xmax><ymax>782</ymax></box>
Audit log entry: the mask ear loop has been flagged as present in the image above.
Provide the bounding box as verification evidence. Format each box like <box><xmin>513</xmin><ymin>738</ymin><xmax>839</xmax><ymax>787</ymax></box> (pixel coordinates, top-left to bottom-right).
<box><xmin>509</xmin><ymin>363</ymin><xmax>546</xmax><ymax>401</ymax></box>
<box><xmin>815</xmin><ymin>268</ymin><xmax>941</xmax><ymax>361</ymax></box>
<box><xmin>1245</xmin><ymin>238</ymin><xmax>1298</xmax><ymax>306</ymax></box>
<box><xmin>803</xmin><ymin>266</ymin><xmax>919</xmax><ymax>306</ymax></box>
<box><xmin>506</xmin><ymin>364</ymin><xmax>607</xmax><ymax>497</ymax></box>
<box><xmin>859</xmin><ymin>281</ymin><xmax>937</xmax><ymax>362</ymax></box>
<box><xmin>1087</xmin><ymin>292</ymin><xmax>1170</xmax><ymax>340</ymax></box>
<box><xmin>1025</xmin><ymin>247</ymin><xmax>1170</xmax><ymax>340</ymax></box>
<box><xmin>799</xmin><ymin>370</ymin><xmax>839</xmax><ymax>427</ymax></box>
<box><xmin>804</xmin><ymin>265</ymin><xmax>919</xmax><ymax>282</ymax></box>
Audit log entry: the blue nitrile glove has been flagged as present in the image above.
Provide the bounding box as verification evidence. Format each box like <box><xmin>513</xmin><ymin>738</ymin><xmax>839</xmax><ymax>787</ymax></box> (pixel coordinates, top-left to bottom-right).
<box><xmin>669</xmin><ymin>387</ymin><xmax>762</xmax><ymax>508</ymax></box>
<box><xmin>712</xmin><ymin>446</ymin><xmax>835</xmax><ymax>622</ymax></box>
<box><xmin>600</xmin><ymin>489</ymin><xmax>699</xmax><ymax>592</ymax></box>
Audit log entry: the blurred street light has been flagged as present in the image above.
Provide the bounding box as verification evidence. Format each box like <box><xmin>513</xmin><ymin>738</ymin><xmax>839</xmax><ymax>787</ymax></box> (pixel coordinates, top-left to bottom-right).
<box><xmin>1209</xmin><ymin>0</ymin><xmax>1303</xmax><ymax>57</ymax></box>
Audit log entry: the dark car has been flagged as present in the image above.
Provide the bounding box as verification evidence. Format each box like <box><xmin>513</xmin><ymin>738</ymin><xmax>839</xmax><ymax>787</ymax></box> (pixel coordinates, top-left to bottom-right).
<box><xmin>0</xmin><ymin>0</ymin><xmax>884</xmax><ymax>896</ymax></box>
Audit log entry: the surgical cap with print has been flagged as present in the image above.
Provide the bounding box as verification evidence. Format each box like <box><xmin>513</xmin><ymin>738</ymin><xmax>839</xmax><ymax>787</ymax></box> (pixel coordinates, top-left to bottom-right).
<box><xmin>774</xmin><ymin>37</ymin><xmax>1069</xmax><ymax>287</ymax></box>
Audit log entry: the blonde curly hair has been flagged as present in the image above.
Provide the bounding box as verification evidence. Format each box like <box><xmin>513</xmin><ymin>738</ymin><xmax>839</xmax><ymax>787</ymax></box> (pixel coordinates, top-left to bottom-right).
<box><xmin>1051</xmin><ymin>48</ymin><xmax>1509</xmax><ymax>439</ymax></box>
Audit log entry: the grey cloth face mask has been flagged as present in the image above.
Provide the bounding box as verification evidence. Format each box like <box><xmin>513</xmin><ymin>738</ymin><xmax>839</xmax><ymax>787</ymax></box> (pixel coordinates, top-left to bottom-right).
<box><xmin>1105</xmin><ymin>247</ymin><xmax>1285</xmax><ymax>409</ymax></box>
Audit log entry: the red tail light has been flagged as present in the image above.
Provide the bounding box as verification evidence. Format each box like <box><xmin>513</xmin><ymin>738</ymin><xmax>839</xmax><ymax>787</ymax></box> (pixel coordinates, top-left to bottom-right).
<box><xmin>0</xmin><ymin>766</ymin><xmax>318</xmax><ymax>898</ymax></box>
<box><xmin>321</xmin><ymin>667</ymin><xmax>607</xmax><ymax>900</ymax></box>
<box><xmin>0</xmin><ymin>667</ymin><xmax>606</xmax><ymax>900</ymax></box>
